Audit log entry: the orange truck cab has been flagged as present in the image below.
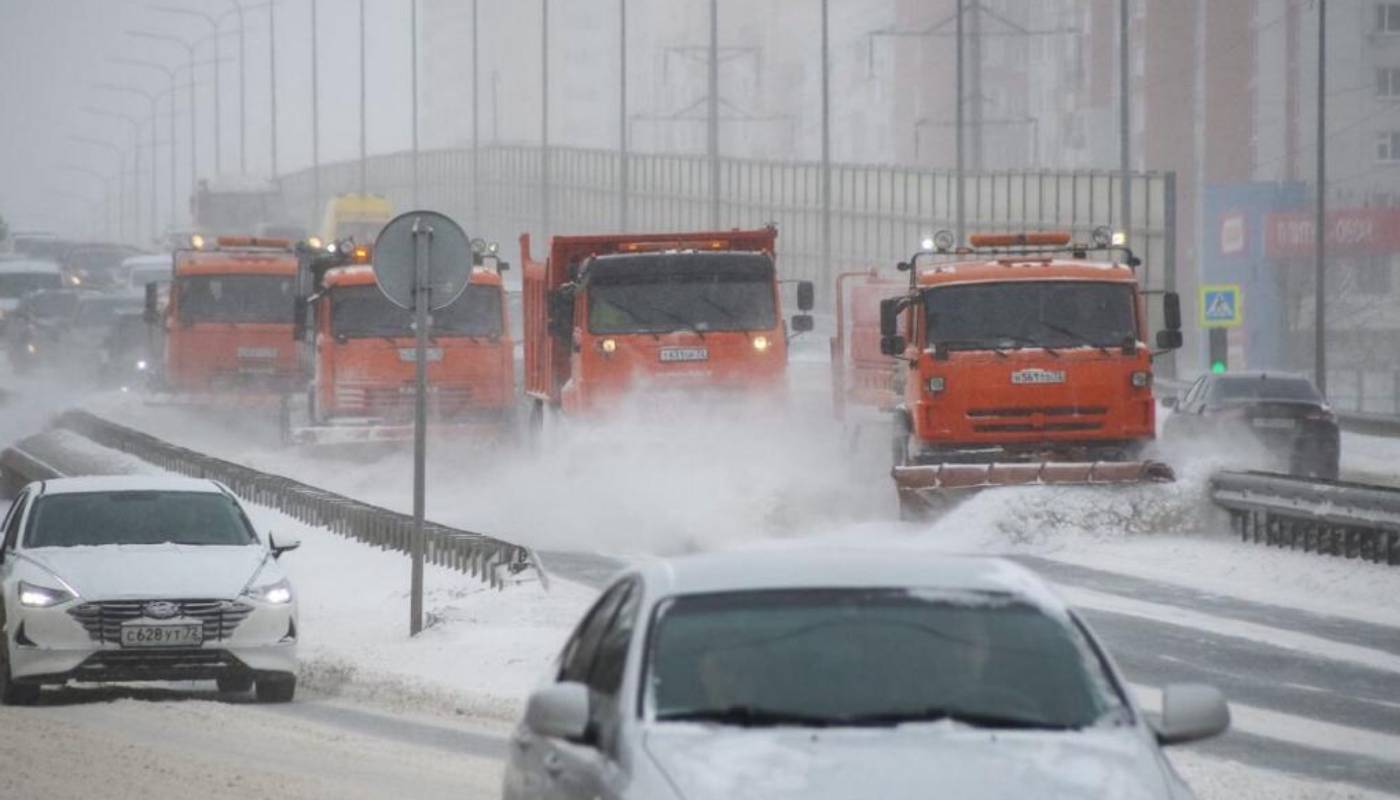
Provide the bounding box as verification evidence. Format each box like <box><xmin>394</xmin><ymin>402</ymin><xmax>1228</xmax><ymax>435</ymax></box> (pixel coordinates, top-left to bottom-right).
<box><xmin>282</xmin><ymin>241</ymin><xmax>515</xmax><ymax>445</ymax></box>
<box><xmin>520</xmin><ymin>227</ymin><xmax>814</xmax><ymax>420</ymax></box>
<box><xmin>876</xmin><ymin>230</ymin><xmax>1183</xmax><ymax>504</ymax></box>
<box><xmin>155</xmin><ymin>237</ymin><xmax>301</xmax><ymax>398</ymax></box>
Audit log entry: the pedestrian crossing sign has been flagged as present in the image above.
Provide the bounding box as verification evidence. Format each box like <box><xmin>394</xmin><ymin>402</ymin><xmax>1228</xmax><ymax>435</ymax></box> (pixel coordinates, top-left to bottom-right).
<box><xmin>1199</xmin><ymin>284</ymin><xmax>1243</xmax><ymax>329</ymax></box>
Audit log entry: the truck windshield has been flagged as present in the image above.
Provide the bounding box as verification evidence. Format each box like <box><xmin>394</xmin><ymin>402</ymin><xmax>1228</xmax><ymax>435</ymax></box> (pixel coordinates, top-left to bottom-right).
<box><xmin>923</xmin><ymin>281</ymin><xmax>1136</xmax><ymax>350</ymax></box>
<box><xmin>586</xmin><ymin>253</ymin><xmax>776</xmax><ymax>334</ymax></box>
<box><xmin>0</xmin><ymin>272</ymin><xmax>61</xmax><ymax>298</ymax></box>
<box><xmin>330</xmin><ymin>284</ymin><xmax>503</xmax><ymax>338</ymax></box>
<box><xmin>177</xmin><ymin>274</ymin><xmax>295</xmax><ymax>324</ymax></box>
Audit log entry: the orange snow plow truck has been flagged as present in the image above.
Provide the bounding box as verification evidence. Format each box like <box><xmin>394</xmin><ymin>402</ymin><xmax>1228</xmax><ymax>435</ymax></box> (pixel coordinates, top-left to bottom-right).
<box><xmin>520</xmin><ymin>226</ymin><xmax>814</xmax><ymax>425</ymax></box>
<box><xmin>279</xmin><ymin>239</ymin><xmax>515</xmax><ymax>446</ymax></box>
<box><xmin>147</xmin><ymin>236</ymin><xmax>301</xmax><ymax>403</ymax></box>
<box><xmin>858</xmin><ymin>229</ymin><xmax>1184</xmax><ymax>516</ymax></box>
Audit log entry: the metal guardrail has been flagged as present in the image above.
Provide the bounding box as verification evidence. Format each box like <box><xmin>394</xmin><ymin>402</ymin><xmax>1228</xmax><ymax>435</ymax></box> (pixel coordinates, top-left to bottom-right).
<box><xmin>1211</xmin><ymin>470</ymin><xmax>1400</xmax><ymax>566</ymax></box>
<box><xmin>5</xmin><ymin>411</ymin><xmax>537</xmax><ymax>589</ymax></box>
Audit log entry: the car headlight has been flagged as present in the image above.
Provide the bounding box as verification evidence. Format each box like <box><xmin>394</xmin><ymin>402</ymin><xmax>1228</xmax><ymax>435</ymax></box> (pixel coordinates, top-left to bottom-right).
<box><xmin>18</xmin><ymin>580</ymin><xmax>76</xmax><ymax>608</ymax></box>
<box><xmin>136</xmin><ymin>359</ymin><xmax>148</xmax><ymax>371</ymax></box>
<box><xmin>752</xmin><ymin>335</ymin><xmax>770</xmax><ymax>352</ymax></box>
<box><xmin>244</xmin><ymin>576</ymin><xmax>293</xmax><ymax>605</ymax></box>
<box><xmin>25</xmin><ymin>342</ymin><xmax>37</xmax><ymax>355</ymax></box>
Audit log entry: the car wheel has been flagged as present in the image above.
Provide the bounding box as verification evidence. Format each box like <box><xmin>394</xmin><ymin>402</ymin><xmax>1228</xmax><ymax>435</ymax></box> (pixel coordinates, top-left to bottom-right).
<box><xmin>217</xmin><ymin>675</ymin><xmax>254</xmax><ymax>694</ymax></box>
<box><xmin>0</xmin><ymin>634</ymin><xmax>40</xmax><ymax>706</ymax></box>
<box><xmin>255</xmin><ymin>675</ymin><xmax>296</xmax><ymax>703</ymax></box>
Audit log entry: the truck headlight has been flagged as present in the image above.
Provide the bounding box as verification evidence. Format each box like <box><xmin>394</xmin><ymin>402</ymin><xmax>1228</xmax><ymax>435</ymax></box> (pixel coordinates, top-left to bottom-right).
<box><xmin>752</xmin><ymin>335</ymin><xmax>770</xmax><ymax>352</ymax></box>
<box><xmin>18</xmin><ymin>580</ymin><xmax>76</xmax><ymax>608</ymax></box>
<box><xmin>927</xmin><ymin>376</ymin><xmax>946</xmax><ymax>393</ymax></box>
<box><xmin>1130</xmin><ymin>371</ymin><xmax>1151</xmax><ymax>388</ymax></box>
<box><xmin>600</xmin><ymin>338</ymin><xmax>617</xmax><ymax>354</ymax></box>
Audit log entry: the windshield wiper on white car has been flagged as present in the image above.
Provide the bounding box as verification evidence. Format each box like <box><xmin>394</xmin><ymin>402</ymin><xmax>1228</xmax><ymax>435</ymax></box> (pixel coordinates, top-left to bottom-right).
<box><xmin>657</xmin><ymin>705</ymin><xmax>837</xmax><ymax>728</ymax></box>
<box><xmin>840</xmin><ymin>706</ymin><xmax>1078</xmax><ymax>731</ymax></box>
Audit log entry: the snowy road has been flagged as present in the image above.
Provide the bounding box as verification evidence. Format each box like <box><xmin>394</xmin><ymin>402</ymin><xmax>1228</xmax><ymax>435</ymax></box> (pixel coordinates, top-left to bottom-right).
<box><xmin>0</xmin><ymin>687</ymin><xmax>507</xmax><ymax>799</ymax></box>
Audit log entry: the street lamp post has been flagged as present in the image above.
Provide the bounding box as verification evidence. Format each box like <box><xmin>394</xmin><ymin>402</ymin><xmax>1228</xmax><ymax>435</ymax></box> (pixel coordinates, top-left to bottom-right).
<box><xmin>70</xmin><ymin>136</ymin><xmax>128</xmax><ymax>241</ymax></box>
<box><xmin>311</xmin><ymin>0</ymin><xmax>321</xmax><ymax>221</ymax></box>
<box><xmin>226</xmin><ymin>1</ymin><xmax>248</xmax><ymax>173</ymax></box>
<box><xmin>109</xmin><ymin>58</ymin><xmax>178</xmax><ymax>232</ymax></box>
<box><xmin>95</xmin><ymin>84</ymin><xmax>159</xmax><ymax>242</ymax></box>
<box><xmin>411</xmin><ymin>0</ymin><xmax>420</xmax><ymax>207</ymax></box>
<box><xmin>149</xmin><ymin>5</ymin><xmax>244</xmax><ymax>175</ymax></box>
<box><xmin>58</xmin><ymin>165</ymin><xmax>115</xmax><ymax>239</ymax></box>
<box><xmin>84</xmin><ymin>107</ymin><xmax>144</xmax><ymax>241</ymax></box>
<box><xmin>359</xmin><ymin>0</ymin><xmax>367</xmax><ymax>196</ymax></box>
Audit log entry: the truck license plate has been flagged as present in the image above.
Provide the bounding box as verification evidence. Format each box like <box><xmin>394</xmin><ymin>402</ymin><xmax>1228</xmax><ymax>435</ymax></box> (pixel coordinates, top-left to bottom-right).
<box><xmin>659</xmin><ymin>347</ymin><xmax>709</xmax><ymax>363</ymax></box>
<box><xmin>121</xmin><ymin>622</ymin><xmax>204</xmax><ymax>648</ymax></box>
<box><xmin>398</xmin><ymin>348</ymin><xmax>444</xmax><ymax>362</ymax></box>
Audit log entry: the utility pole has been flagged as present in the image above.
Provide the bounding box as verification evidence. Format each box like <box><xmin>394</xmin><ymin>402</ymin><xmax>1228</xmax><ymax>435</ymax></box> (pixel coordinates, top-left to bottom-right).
<box><xmin>619</xmin><ymin>0</ymin><xmax>629</xmax><ymax>230</ymax></box>
<box><xmin>968</xmin><ymin>0</ymin><xmax>982</xmax><ymax>170</ymax></box>
<box><xmin>708</xmin><ymin>0</ymin><xmax>720</xmax><ymax>228</ymax></box>
<box><xmin>270</xmin><ymin>0</ymin><xmax>278</xmax><ymax>177</ymax></box>
<box><xmin>1119</xmin><ymin>0</ymin><xmax>1131</xmax><ymax>236</ymax></box>
<box><xmin>1314</xmin><ymin>0</ymin><xmax>1327</xmax><ymax>393</ymax></box>
<box><xmin>311</xmin><ymin>0</ymin><xmax>321</xmax><ymax>223</ymax></box>
<box><xmin>541</xmin><ymin>0</ymin><xmax>550</xmax><ymax>236</ymax></box>
<box><xmin>359</xmin><ymin>0</ymin><xmax>368</xmax><ymax>196</ymax></box>
<box><xmin>229</xmin><ymin>1</ymin><xmax>247</xmax><ymax>173</ymax></box>
<box><xmin>820</xmin><ymin>0</ymin><xmax>831</xmax><ymax>277</ymax></box>
<box><xmin>471</xmin><ymin>0</ymin><xmax>480</xmax><ymax>225</ymax></box>
<box><xmin>955</xmin><ymin>0</ymin><xmax>965</xmax><ymax>242</ymax></box>
<box><xmin>411</xmin><ymin>0</ymin><xmax>420</xmax><ymax>207</ymax></box>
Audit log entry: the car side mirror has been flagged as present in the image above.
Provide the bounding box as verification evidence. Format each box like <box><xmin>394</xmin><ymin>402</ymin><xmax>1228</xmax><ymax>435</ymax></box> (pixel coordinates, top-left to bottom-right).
<box><xmin>292</xmin><ymin>297</ymin><xmax>309</xmax><ymax>341</ymax></box>
<box><xmin>880</xmin><ymin>335</ymin><xmax>906</xmax><ymax>357</ymax></box>
<box><xmin>143</xmin><ymin>282</ymin><xmax>159</xmax><ymax>325</ymax></box>
<box><xmin>790</xmin><ymin>314</ymin><xmax>814</xmax><ymax>334</ymax></box>
<box><xmin>1155</xmin><ymin>683</ymin><xmax>1230</xmax><ymax>746</ymax></box>
<box><xmin>1163</xmin><ymin>291</ymin><xmax>1182</xmax><ymax>331</ymax></box>
<box><xmin>796</xmin><ymin>280</ymin><xmax>815</xmax><ymax>312</ymax></box>
<box><xmin>1155</xmin><ymin>329</ymin><xmax>1183</xmax><ymax>350</ymax></box>
<box><xmin>269</xmin><ymin>532</ymin><xmax>301</xmax><ymax>558</ymax></box>
<box><xmin>525</xmin><ymin>682</ymin><xmax>591</xmax><ymax>743</ymax></box>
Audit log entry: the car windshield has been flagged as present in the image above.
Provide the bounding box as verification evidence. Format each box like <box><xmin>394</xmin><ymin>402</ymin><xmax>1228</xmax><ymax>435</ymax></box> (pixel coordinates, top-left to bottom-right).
<box><xmin>923</xmin><ymin>281</ymin><xmax>1137</xmax><ymax>350</ymax></box>
<box><xmin>330</xmin><ymin>284</ymin><xmax>503</xmax><ymax>338</ymax></box>
<box><xmin>0</xmin><ymin>271</ymin><xmax>61</xmax><ymax>298</ymax></box>
<box><xmin>648</xmin><ymin>588</ymin><xmax>1124</xmax><ymax>730</ymax></box>
<box><xmin>24</xmin><ymin>491</ymin><xmax>258</xmax><ymax>548</ymax></box>
<box><xmin>20</xmin><ymin>291</ymin><xmax>79</xmax><ymax>319</ymax></box>
<box><xmin>1208</xmin><ymin>376</ymin><xmax>1323</xmax><ymax>404</ymax></box>
<box><xmin>177</xmin><ymin>274</ymin><xmax>295</xmax><ymax>324</ymax></box>
<box><xmin>586</xmin><ymin>253</ymin><xmax>776</xmax><ymax>334</ymax></box>
<box><xmin>75</xmin><ymin>297</ymin><xmax>142</xmax><ymax>327</ymax></box>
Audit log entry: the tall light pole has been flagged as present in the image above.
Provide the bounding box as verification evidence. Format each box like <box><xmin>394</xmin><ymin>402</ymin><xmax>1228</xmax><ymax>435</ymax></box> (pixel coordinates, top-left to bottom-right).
<box><xmin>311</xmin><ymin>0</ymin><xmax>321</xmax><ymax>221</ymax></box>
<box><xmin>127</xmin><ymin>29</ymin><xmax>214</xmax><ymax>195</ymax></box>
<box><xmin>411</xmin><ymin>0</ymin><xmax>420</xmax><ymax>207</ymax></box>
<box><xmin>541</xmin><ymin>0</ymin><xmax>550</xmax><ymax>236</ymax></box>
<box><xmin>1119</xmin><ymin>0</ymin><xmax>1131</xmax><ymax>237</ymax></box>
<box><xmin>85</xmin><ymin>107</ymin><xmax>144</xmax><ymax>241</ymax></box>
<box><xmin>226</xmin><ymin>0</ymin><xmax>248</xmax><ymax>173</ymax></box>
<box><xmin>955</xmin><ymin>0</ymin><xmax>965</xmax><ymax>242</ymax></box>
<box><xmin>619</xmin><ymin>0</ymin><xmax>628</xmax><ymax>230</ymax></box>
<box><xmin>355</xmin><ymin>0</ymin><xmax>366</xmax><ymax>196</ymax></box>
<box><xmin>269</xmin><ymin>0</ymin><xmax>279</xmax><ymax>177</ymax></box>
<box><xmin>71</xmin><ymin>137</ymin><xmax>129</xmax><ymax>241</ymax></box>
<box><xmin>150</xmin><ymin>5</ymin><xmax>243</xmax><ymax>175</ymax></box>
<box><xmin>58</xmin><ymin>165</ymin><xmax>115</xmax><ymax>239</ymax></box>
<box><xmin>93</xmin><ymin>85</ymin><xmax>159</xmax><ymax>241</ymax></box>
<box><xmin>820</xmin><ymin>0</ymin><xmax>831</xmax><ymax>278</ymax></box>
<box><xmin>1314</xmin><ymin>0</ymin><xmax>1328</xmax><ymax>393</ymax></box>
<box><xmin>109</xmin><ymin>58</ymin><xmax>179</xmax><ymax>231</ymax></box>
<box><xmin>471</xmin><ymin>0</ymin><xmax>480</xmax><ymax>224</ymax></box>
<box><xmin>708</xmin><ymin>0</ymin><xmax>719</xmax><ymax>228</ymax></box>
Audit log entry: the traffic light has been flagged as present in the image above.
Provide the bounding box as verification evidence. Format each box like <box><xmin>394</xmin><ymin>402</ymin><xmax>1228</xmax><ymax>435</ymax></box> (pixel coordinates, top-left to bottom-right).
<box><xmin>1208</xmin><ymin>328</ymin><xmax>1228</xmax><ymax>373</ymax></box>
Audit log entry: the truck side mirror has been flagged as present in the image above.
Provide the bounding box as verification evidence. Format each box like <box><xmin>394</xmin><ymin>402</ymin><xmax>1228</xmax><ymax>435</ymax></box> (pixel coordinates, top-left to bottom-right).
<box><xmin>796</xmin><ymin>280</ymin><xmax>815</xmax><ymax>312</ymax></box>
<box><xmin>879</xmin><ymin>297</ymin><xmax>900</xmax><ymax>337</ymax></box>
<box><xmin>880</xmin><ymin>335</ymin><xmax>906</xmax><ymax>356</ymax></box>
<box><xmin>292</xmin><ymin>297</ymin><xmax>309</xmax><ymax>341</ymax></box>
<box><xmin>791</xmin><ymin>314</ymin><xmax>814</xmax><ymax>333</ymax></box>
<box><xmin>1163</xmin><ymin>291</ymin><xmax>1182</xmax><ymax>331</ymax></box>
<box><xmin>548</xmin><ymin>290</ymin><xmax>575</xmax><ymax>339</ymax></box>
<box><xmin>1156</xmin><ymin>329</ymin><xmax>1183</xmax><ymax>350</ymax></box>
<box><xmin>143</xmin><ymin>282</ymin><xmax>159</xmax><ymax>325</ymax></box>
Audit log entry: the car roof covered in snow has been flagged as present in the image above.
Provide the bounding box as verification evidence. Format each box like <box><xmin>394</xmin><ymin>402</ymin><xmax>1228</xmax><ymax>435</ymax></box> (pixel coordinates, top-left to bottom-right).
<box><xmin>633</xmin><ymin>549</ymin><xmax>1066</xmax><ymax>614</ymax></box>
<box><xmin>35</xmin><ymin>476</ymin><xmax>231</xmax><ymax>497</ymax></box>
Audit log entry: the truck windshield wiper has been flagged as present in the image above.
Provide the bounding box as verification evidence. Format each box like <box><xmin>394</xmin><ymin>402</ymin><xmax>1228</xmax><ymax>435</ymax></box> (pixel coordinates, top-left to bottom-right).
<box><xmin>841</xmin><ymin>706</ymin><xmax>1078</xmax><ymax>731</ymax></box>
<box><xmin>1038</xmin><ymin>321</ymin><xmax>1109</xmax><ymax>355</ymax></box>
<box><xmin>657</xmin><ymin>705</ymin><xmax>836</xmax><ymax>728</ymax></box>
<box><xmin>695</xmin><ymin>295</ymin><xmax>751</xmax><ymax>341</ymax></box>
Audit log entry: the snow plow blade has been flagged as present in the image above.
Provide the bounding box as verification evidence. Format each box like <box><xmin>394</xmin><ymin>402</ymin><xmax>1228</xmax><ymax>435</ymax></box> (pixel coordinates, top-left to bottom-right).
<box><xmin>892</xmin><ymin>460</ymin><xmax>1175</xmax><ymax>491</ymax></box>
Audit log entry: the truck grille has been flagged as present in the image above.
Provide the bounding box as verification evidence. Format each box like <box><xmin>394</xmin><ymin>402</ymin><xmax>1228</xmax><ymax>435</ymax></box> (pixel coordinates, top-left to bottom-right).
<box><xmin>337</xmin><ymin>385</ymin><xmax>474</xmax><ymax>418</ymax></box>
<box><xmin>67</xmin><ymin>599</ymin><xmax>253</xmax><ymax>644</ymax></box>
<box><xmin>967</xmin><ymin>406</ymin><xmax>1108</xmax><ymax>418</ymax></box>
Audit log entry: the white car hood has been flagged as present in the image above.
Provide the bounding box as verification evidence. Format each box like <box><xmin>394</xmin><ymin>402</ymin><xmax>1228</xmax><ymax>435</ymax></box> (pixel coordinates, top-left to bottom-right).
<box><xmin>643</xmin><ymin>725</ymin><xmax>1169</xmax><ymax>800</ymax></box>
<box><xmin>25</xmin><ymin>545</ymin><xmax>269</xmax><ymax>600</ymax></box>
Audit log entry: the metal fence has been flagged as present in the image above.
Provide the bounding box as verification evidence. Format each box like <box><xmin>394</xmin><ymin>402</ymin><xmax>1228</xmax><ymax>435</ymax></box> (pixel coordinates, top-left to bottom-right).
<box><xmin>278</xmin><ymin>145</ymin><xmax>1177</xmax><ymax>315</ymax></box>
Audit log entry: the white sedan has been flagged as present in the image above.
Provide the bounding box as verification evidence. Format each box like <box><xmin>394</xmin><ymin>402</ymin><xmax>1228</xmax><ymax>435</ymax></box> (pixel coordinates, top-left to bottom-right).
<box><xmin>0</xmin><ymin>476</ymin><xmax>300</xmax><ymax>704</ymax></box>
<box><xmin>504</xmin><ymin>550</ymin><xmax>1229</xmax><ymax>800</ymax></box>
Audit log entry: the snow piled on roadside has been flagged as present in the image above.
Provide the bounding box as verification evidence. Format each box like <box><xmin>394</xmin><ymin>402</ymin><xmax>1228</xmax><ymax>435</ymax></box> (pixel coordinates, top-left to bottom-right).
<box><xmin>1170</xmin><ymin>751</ymin><xmax>1396</xmax><ymax>800</ymax></box>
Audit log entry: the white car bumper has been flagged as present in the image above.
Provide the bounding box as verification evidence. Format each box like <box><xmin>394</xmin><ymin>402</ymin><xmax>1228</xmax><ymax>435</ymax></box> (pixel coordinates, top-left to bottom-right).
<box><xmin>9</xmin><ymin>597</ymin><xmax>298</xmax><ymax>684</ymax></box>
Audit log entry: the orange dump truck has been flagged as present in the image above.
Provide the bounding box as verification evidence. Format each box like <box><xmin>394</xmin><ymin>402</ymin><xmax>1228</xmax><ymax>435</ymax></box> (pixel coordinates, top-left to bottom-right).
<box><xmin>280</xmin><ymin>241</ymin><xmax>515</xmax><ymax>445</ymax></box>
<box><xmin>150</xmin><ymin>237</ymin><xmax>301</xmax><ymax>401</ymax></box>
<box><xmin>520</xmin><ymin>226</ymin><xmax>814</xmax><ymax>425</ymax></box>
<box><xmin>865</xmin><ymin>230</ymin><xmax>1183</xmax><ymax>515</ymax></box>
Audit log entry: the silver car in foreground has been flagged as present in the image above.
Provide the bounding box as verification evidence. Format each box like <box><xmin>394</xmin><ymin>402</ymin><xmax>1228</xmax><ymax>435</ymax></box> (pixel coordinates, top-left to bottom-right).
<box><xmin>504</xmin><ymin>550</ymin><xmax>1229</xmax><ymax>800</ymax></box>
